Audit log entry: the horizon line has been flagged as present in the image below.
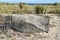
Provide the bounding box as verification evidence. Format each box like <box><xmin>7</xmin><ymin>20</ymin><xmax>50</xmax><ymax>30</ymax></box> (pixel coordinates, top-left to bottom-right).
<box><xmin>0</xmin><ymin>2</ymin><xmax>60</xmax><ymax>4</ymax></box>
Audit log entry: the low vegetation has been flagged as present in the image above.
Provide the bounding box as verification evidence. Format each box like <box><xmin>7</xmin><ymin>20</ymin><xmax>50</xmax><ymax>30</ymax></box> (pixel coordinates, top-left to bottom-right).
<box><xmin>35</xmin><ymin>5</ymin><xmax>45</xmax><ymax>14</ymax></box>
<box><xmin>0</xmin><ymin>2</ymin><xmax>60</xmax><ymax>14</ymax></box>
<box><xmin>49</xmin><ymin>9</ymin><xmax>60</xmax><ymax>14</ymax></box>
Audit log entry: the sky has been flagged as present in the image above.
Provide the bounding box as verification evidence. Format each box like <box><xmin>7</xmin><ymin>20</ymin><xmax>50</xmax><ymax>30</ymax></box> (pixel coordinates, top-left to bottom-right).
<box><xmin>0</xmin><ymin>0</ymin><xmax>60</xmax><ymax>3</ymax></box>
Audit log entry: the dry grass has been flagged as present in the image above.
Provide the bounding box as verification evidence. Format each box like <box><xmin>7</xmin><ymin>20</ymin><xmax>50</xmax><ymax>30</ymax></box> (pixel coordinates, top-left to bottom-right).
<box><xmin>0</xmin><ymin>4</ymin><xmax>60</xmax><ymax>14</ymax></box>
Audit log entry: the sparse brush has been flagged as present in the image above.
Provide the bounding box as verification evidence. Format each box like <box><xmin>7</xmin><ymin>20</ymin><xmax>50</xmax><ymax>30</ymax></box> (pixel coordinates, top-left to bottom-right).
<box><xmin>19</xmin><ymin>2</ymin><xmax>25</xmax><ymax>9</ymax></box>
<box><xmin>55</xmin><ymin>9</ymin><xmax>60</xmax><ymax>14</ymax></box>
<box><xmin>35</xmin><ymin>5</ymin><xmax>44</xmax><ymax>14</ymax></box>
<box><xmin>23</xmin><ymin>7</ymin><xmax>32</xmax><ymax>14</ymax></box>
<box><xmin>48</xmin><ymin>9</ymin><xmax>60</xmax><ymax>14</ymax></box>
<box><xmin>39</xmin><ymin>6</ymin><xmax>45</xmax><ymax>14</ymax></box>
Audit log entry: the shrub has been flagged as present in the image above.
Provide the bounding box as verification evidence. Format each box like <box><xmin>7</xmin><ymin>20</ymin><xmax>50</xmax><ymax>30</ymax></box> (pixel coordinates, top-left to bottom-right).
<box><xmin>35</xmin><ymin>5</ymin><xmax>44</xmax><ymax>14</ymax></box>
<box><xmin>39</xmin><ymin>6</ymin><xmax>45</xmax><ymax>14</ymax></box>
<box><xmin>19</xmin><ymin>2</ymin><xmax>25</xmax><ymax>9</ymax></box>
<box><xmin>54</xmin><ymin>3</ymin><xmax>57</xmax><ymax>6</ymax></box>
